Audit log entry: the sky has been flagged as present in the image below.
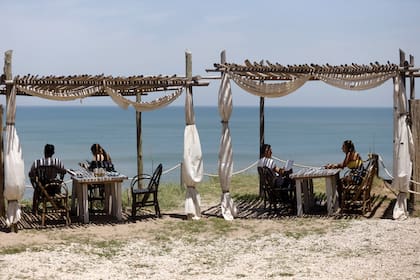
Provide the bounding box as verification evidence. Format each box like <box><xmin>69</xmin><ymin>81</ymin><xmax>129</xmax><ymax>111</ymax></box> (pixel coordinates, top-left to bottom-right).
<box><xmin>1</xmin><ymin>0</ymin><xmax>419</xmax><ymax>107</ymax></box>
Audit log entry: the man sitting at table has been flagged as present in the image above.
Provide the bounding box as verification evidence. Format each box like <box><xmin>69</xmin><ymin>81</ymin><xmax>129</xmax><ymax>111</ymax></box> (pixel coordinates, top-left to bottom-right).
<box><xmin>258</xmin><ymin>143</ymin><xmax>293</xmax><ymax>191</ymax></box>
<box><xmin>28</xmin><ymin>144</ymin><xmax>66</xmax><ymax>213</ymax></box>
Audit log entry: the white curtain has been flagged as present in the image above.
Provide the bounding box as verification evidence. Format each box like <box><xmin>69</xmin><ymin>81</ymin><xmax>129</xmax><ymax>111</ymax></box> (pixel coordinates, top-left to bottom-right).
<box><xmin>104</xmin><ymin>86</ymin><xmax>183</xmax><ymax>111</ymax></box>
<box><xmin>392</xmin><ymin>76</ymin><xmax>414</xmax><ymax>220</ymax></box>
<box><xmin>229</xmin><ymin>73</ymin><xmax>310</xmax><ymax>98</ymax></box>
<box><xmin>316</xmin><ymin>72</ymin><xmax>396</xmax><ymax>90</ymax></box>
<box><xmin>4</xmin><ymin>86</ymin><xmax>26</xmax><ymax>227</ymax></box>
<box><xmin>183</xmin><ymin>86</ymin><xmax>203</xmax><ymax>220</ymax></box>
<box><xmin>16</xmin><ymin>83</ymin><xmax>183</xmax><ymax>112</ymax></box>
<box><xmin>16</xmin><ymin>84</ymin><xmax>101</xmax><ymax>100</ymax></box>
<box><xmin>218</xmin><ymin>73</ymin><xmax>237</xmax><ymax>220</ymax></box>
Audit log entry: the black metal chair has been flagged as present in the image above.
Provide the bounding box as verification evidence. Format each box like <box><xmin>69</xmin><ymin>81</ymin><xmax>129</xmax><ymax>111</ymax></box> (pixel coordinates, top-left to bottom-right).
<box><xmin>130</xmin><ymin>163</ymin><xmax>163</xmax><ymax>218</ymax></box>
<box><xmin>31</xmin><ymin>165</ymin><xmax>71</xmax><ymax>226</ymax></box>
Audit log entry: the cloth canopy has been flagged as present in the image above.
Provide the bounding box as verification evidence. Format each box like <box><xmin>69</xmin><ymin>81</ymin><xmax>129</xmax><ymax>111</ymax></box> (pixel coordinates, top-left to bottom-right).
<box><xmin>16</xmin><ymin>83</ymin><xmax>183</xmax><ymax>112</ymax></box>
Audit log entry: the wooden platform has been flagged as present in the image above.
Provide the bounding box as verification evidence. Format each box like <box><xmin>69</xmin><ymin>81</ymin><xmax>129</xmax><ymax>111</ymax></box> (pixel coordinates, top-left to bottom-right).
<box><xmin>202</xmin><ymin>193</ymin><xmax>393</xmax><ymax>220</ymax></box>
<box><xmin>0</xmin><ymin>193</ymin><xmax>394</xmax><ymax>232</ymax></box>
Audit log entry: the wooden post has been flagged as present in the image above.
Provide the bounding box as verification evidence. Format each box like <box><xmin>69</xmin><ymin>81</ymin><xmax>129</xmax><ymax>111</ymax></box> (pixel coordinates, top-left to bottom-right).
<box><xmin>408</xmin><ymin>55</ymin><xmax>416</xmax><ymax>211</ymax></box>
<box><xmin>136</xmin><ymin>93</ymin><xmax>143</xmax><ymax>188</ymax></box>
<box><xmin>0</xmin><ymin>105</ymin><xmax>4</xmax><ymax>216</ymax></box>
<box><xmin>1</xmin><ymin>50</ymin><xmax>13</xmax><ymax>216</ymax></box>
<box><xmin>409</xmin><ymin>99</ymin><xmax>419</xmax><ymax>210</ymax></box>
<box><xmin>410</xmin><ymin>55</ymin><xmax>415</xmax><ymax>100</ymax></box>
<box><xmin>259</xmin><ymin>96</ymin><xmax>265</xmax><ymax>197</ymax></box>
<box><xmin>185</xmin><ymin>50</ymin><xmax>193</xmax><ymax>187</ymax></box>
<box><xmin>259</xmin><ymin>97</ymin><xmax>265</xmax><ymax>155</ymax></box>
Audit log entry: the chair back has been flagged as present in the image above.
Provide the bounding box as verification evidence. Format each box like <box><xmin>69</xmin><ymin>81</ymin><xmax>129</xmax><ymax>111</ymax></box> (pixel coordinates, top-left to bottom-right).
<box><xmin>34</xmin><ymin>165</ymin><xmax>64</xmax><ymax>187</ymax></box>
<box><xmin>262</xmin><ymin>166</ymin><xmax>276</xmax><ymax>188</ymax></box>
<box><xmin>148</xmin><ymin>164</ymin><xmax>163</xmax><ymax>190</ymax></box>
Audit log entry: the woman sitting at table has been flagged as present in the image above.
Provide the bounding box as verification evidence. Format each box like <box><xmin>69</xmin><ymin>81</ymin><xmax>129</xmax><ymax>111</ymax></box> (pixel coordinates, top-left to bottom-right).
<box><xmin>88</xmin><ymin>143</ymin><xmax>115</xmax><ymax>172</ymax></box>
<box><xmin>85</xmin><ymin>143</ymin><xmax>115</xmax><ymax>211</ymax></box>
<box><xmin>325</xmin><ymin>139</ymin><xmax>364</xmax><ymax>184</ymax></box>
<box><xmin>325</xmin><ymin>140</ymin><xmax>365</xmax><ymax>208</ymax></box>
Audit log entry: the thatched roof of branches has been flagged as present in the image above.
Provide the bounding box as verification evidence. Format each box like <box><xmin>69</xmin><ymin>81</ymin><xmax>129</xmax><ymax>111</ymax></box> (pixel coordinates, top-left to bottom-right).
<box><xmin>0</xmin><ymin>74</ymin><xmax>208</xmax><ymax>96</ymax></box>
<box><xmin>209</xmin><ymin>59</ymin><xmax>402</xmax><ymax>80</ymax></box>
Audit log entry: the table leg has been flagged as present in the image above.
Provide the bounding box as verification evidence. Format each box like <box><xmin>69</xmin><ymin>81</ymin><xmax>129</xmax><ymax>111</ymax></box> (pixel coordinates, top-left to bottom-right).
<box><xmin>71</xmin><ymin>180</ymin><xmax>77</xmax><ymax>215</ymax></box>
<box><xmin>104</xmin><ymin>183</ymin><xmax>111</xmax><ymax>215</ymax></box>
<box><xmin>308</xmin><ymin>179</ymin><xmax>315</xmax><ymax>209</ymax></box>
<box><xmin>325</xmin><ymin>176</ymin><xmax>337</xmax><ymax>215</ymax></box>
<box><xmin>302</xmin><ymin>179</ymin><xmax>314</xmax><ymax>212</ymax></box>
<box><xmin>296</xmin><ymin>179</ymin><xmax>303</xmax><ymax>216</ymax></box>
<box><xmin>116</xmin><ymin>182</ymin><xmax>122</xmax><ymax>221</ymax></box>
<box><xmin>81</xmin><ymin>183</ymin><xmax>89</xmax><ymax>223</ymax></box>
<box><xmin>331</xmin><ymin>175</ymin><xmax>339</xmax><ymax>211</ymax></box>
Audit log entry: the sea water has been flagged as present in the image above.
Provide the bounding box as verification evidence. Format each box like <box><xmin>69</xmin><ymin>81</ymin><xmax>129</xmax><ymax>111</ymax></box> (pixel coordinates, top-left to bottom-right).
<box><xmin>12</xmin><ymin>106</ymin><xmax>393</xmax><ymax>198</ymax></box>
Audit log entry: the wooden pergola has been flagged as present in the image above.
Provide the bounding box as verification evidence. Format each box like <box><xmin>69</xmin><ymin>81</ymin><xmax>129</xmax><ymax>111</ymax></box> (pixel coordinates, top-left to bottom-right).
<box><xmin>207</xmin><ymin>49</ymin><xmax>420</xmax><ymax>209</ymax></box>
<box><xmin>0</xmin><ymin>50</ymin><xmax>209</xmax><ymax>215</ymax></box>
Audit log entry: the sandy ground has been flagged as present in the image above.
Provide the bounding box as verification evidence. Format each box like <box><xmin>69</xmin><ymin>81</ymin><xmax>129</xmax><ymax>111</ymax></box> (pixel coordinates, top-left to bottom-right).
<box><xmin>1</xmin><ymin>214</ymin><xmax>419</xmax><ymax>280</ymax></box>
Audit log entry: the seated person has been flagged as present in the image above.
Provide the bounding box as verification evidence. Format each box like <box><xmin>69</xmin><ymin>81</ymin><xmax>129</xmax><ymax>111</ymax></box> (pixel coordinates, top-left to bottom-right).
<box><xmin>325</xmin><ymin>139</ymin><xmax>364</xmax><ymax>185</ymax></box>
<box><xmin>258</xmin><ymin>143</ymin><xmax>293</xmax><ymax>190</ymax></box>
<box><xmin>325</xmin><ymin>140</ymin><xmax>364</xmax><ymax>205</ymax></box>
<box><xmin>88</xmin><ymin>143</ymin><xmax>115</xmax><ymax>172</ymax></box>
<box><xmin>29</xmin><ymin>144</ymin><xmax>66</xmax><ymax>212</ymax></box>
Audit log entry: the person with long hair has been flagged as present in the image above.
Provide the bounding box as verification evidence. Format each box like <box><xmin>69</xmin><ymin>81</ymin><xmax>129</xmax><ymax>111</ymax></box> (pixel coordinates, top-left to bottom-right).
<box><xmin>325</xmin><ymin>140</ymin><xmax>363</xmax><ymax>171</ymax></box>
<box><xmin>88</xmin><ymin>143</ymin><xmax>114</xmax><ymax>172</ymax></box>
<box><xmin>325</xmin><ymin>140</ymin><xmax>365</xmax><ymax>207</ymax></box>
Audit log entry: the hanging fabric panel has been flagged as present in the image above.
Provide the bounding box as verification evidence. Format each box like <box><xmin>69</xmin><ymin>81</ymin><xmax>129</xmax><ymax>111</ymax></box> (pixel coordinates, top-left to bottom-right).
<box><xmin>229</xmin><ymin>72</ymin><xmax>310</xmax><ymax>98</ymax></box>
<box><xmin>183</xmin><ymin>86</ymin><xmax>203</xmax><ymax>219</ymax></box>
<box><xmin>392</xmin><ymin>76</ymin><xmax>414</xmax><ymax>220</ymax></box>
<box><xmin>4</xmin><ymin>86</ymin><xmax>26</xmax><ymax>227</ymax></box>
<box><xmin>218</xmin><ymin>73</ymin><xmax>237</xmax><ymax>220</ymax></box>
<box><xmin>104</xmin><ymin>86</ymin><xmax>183</xmax><ymax>111</ymax></box>
<box><xmin>16</xmin><ymin>84</ymin><xmax>101</xmax><ymax>100</ymax></box>
<box><xmin>316</xmin><ymin>72</ymin><xmax>396</xmax><ymax>91</ymax></box>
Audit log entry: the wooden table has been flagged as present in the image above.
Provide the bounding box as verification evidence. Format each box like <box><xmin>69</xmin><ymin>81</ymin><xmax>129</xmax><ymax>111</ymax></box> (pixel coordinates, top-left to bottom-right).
<box><xmin>70</xmin><ymin>169</ymin><xmax>128</xmax><ymax>223</ymax></box>
<box><xmin>290</xmin><ymin>168</ymin><xmax>341</xmax><ymax>216</ymax></box>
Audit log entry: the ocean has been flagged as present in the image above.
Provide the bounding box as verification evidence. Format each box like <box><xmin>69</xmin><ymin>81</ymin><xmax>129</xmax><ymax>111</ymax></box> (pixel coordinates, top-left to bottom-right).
<box><xmin>12</xmin><ymin>106</ymin><xmax>393</xmax><ymax>198</ymax></box>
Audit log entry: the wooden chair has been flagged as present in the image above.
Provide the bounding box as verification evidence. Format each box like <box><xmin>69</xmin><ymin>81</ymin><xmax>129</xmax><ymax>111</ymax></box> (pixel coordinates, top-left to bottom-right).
<box><xmin>259</xmin><ymin>166</ymin><xmax>295</xmax><ymax>211</ymax></box>
<box><xmin>31</xmin><ymin>165</ymin><xmax>71</xmax><ymax>226</ymax></box>
<box><xmin>130</xmin><ymin>163</ymin><xmax>163</xmax><ymax>218</ymax></box>
<box><xmin>341</xmin><ymin>161</ymin><xmax>377</xmax><ymax>214</ymax></box>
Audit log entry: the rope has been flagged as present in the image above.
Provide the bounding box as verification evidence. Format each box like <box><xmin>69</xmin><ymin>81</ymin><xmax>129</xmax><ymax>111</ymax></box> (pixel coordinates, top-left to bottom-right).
<box><xmin>377</xmin><ymin>154</ymin><xmax>420</xmax><ymax>194</ymax></box>
<box><xmin>272</xmin><ymin>156</ymin><xmax>319</xmax><ymax>169</ymax></box>
<box><xmin>378</xmin><ymin>154</ymin><xmax>394</xmax><ymax>179</ymax></box>
<box><xmin>162</xmin><ymin>163</ymin><xmax>181</xmax><ymax>175</ymax></box>
<box><xmin>203</xmin><ymin>160</ymin><xmax>259</xmax><ymax>177</ymax></box>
